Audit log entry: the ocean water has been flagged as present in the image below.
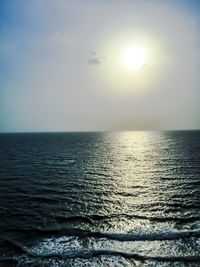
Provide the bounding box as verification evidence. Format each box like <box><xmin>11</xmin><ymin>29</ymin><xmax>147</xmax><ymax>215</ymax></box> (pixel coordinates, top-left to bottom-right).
<box><xmin>0</xmin><ymin>131</ymin><xmax>200</xmax><ymax>267</ymax></box>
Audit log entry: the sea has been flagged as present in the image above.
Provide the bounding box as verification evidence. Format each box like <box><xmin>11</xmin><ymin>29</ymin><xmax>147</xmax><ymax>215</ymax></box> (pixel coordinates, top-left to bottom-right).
<box><xmin>0</xmin><ymin>131</ymin><xmax>200</xmax><ymax>267</ymax></box>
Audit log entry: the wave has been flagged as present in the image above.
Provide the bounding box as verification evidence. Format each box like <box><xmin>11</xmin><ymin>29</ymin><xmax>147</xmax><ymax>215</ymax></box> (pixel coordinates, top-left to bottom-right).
<box><xmin>53</xmin><ymin>215</ymin><xmax>94</xmax><ymax>224</ymax></box>
<box><xmin>47</xmin><ymin>159</ymin><xmax>76</xmax><ymax>165</ymax></box>
<box><xmin>95</xmin><ymin>213</ymin><xmax>200</xmax><ymax>223</ymax></box>
<box><xmin>100</xmin><ymin>230</ymin><xmax>200</xmax><ymax>241</ymax></box>
<box><xmin>3</xmin><ymin>238</ymin><xmax>200</xmax><ymax>263</ymax></box>
<box><xmin>14</xmin><ymin>227</ymin><xmax>200</xmax><ymax>241</ymax></box>
<box><xmin>51</xmin><ymin>213</ymin><xmax>200</xmax><ymax>224</ymax></box>
<box><xmin>4</xmin><ymin>242</ymin><xmax>200</xmax><ymax>263</ymax></box>
<box><xmin>26</xmin><ymin>250</ymin><xmax>200</xmax><ymax>262</ymax></box>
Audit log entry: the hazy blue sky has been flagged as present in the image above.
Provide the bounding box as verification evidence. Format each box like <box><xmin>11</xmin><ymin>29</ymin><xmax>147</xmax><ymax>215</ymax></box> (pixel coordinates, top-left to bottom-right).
<box><xmin>0</xmin><ymin>0</ymin><xmax>200</xmax><ymax>132</ymax></box>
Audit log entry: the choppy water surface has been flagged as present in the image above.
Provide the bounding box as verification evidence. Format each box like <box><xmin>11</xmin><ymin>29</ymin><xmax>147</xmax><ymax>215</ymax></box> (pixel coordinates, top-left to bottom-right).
<box><xmin>0</xmin><ymin>131</ymin><xmax>200</xmax><ymax>266</ymax></box>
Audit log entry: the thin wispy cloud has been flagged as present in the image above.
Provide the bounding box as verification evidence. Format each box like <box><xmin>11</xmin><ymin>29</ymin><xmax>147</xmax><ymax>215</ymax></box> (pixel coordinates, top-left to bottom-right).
<box><xmin>88</xmin><ymin>58</ymin><xmax>101</xmax><ymax>65</ymax></box>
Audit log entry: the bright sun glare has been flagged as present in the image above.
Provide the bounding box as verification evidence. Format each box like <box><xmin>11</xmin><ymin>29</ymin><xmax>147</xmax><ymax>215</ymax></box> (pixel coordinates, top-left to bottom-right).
<box><xmin>121</xmin><ymin>45</ymin><xmax>147</xmax><ymax>71</ymax></box>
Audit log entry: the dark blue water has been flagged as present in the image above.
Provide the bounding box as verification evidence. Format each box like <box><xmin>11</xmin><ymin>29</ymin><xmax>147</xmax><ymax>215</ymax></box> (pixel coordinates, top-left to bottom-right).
<box><xmin>0</xmin><ymin>131</ymin><xmax>200</xmax><ymax>266</ymax></box>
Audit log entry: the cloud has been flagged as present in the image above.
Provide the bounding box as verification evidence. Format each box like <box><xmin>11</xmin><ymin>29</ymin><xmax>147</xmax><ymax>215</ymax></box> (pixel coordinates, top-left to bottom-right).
<box><xmin>88</xmin><ymin>57</ymin><xmax>101</xmax><ymax>65</ymax></box>
<box><xmin>88</xmin><ymin>51</ymin><xmax>106</xmax><ymax>66</ymax></box>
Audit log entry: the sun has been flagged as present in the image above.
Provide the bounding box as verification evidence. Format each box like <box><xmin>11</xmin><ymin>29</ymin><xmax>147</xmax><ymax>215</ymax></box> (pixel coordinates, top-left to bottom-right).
<box><xmin>121</xmin><ymin>45</ymin><xmax>147</xmax><ymax>71</ymax></box>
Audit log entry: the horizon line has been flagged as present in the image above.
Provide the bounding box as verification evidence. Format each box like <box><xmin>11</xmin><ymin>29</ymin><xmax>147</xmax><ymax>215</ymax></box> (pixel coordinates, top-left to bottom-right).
<box><xmin>0</xmin><ymin>129</ymin><xmax>200</xmax><ymax>134</ymax></box>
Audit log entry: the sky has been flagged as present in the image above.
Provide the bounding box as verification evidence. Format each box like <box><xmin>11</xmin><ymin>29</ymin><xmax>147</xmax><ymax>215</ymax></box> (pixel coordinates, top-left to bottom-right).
<box><xmin>0</xmin><ymin>0</ymin><xmax>200</xmax><ymax>132</ymax></box>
